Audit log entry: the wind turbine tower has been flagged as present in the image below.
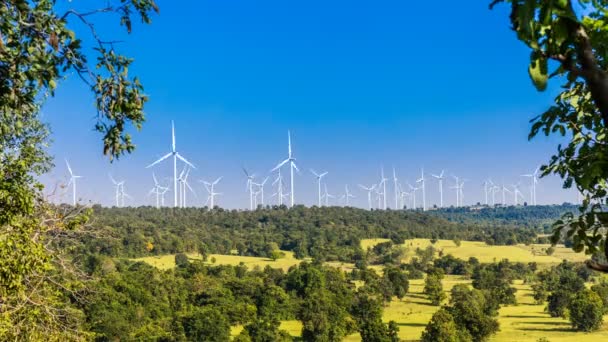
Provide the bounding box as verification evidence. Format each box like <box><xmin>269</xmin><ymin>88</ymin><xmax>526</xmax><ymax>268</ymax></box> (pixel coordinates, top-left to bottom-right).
<box><xmin>417</xmin><ymin>168</ymin><xmax>426</xmax><ymax>211</ymax></box>
<box><xmin>431</xmin><ymin>170</ymin><xmax>445</xmax><ymax>208</ymax></box>
<box><xmin>358</xmin><ymin>184</ymin><xmax>376</xmax><ymax>210</ymax></box>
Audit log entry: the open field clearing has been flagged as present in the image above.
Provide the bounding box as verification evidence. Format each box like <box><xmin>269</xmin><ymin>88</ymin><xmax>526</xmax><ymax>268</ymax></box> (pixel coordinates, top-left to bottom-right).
<box><xmin>132</xmin><ymin>250</ymin><xmax>303</xmax><ymax>271</ymax></box>
<box><xmin>361</xmin><ymin>238</ymin><xmax>589</xmax><ymax>264</ymax></box>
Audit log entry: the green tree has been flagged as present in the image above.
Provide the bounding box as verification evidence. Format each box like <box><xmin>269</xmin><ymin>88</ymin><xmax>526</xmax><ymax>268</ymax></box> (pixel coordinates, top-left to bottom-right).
<box><xmin>424</xmin><ymin>273</ymin><xmax>446</xmax><ymax>306</ymax></box>
<box><xmin>0</xmin><ymin>0</ymin><xmax>158</xmax><ymax>339</ymax></box>
<box><xmin>448</xmin><ymin>285</ymin><xmax>500</xmax><ymax>341</ymax></box>
<box><xmin>568</xmin><ymin>289</ymin><xmax>604</xmax><ymax>331</ymax></box>
<box><xmin>182</xmin><ymin>307</ymin><xmax>231</xmax><ymax>342</ymax></box>
<box><xmin>351</xmin><ymin>291</ymin><xmax>395</xmax><ymax>342</ymax></box>
<box><xmin>491</xmin><ymin>0</ymin><xmax>608</xmax><ymax>270</ymax></box>
<box><xmin>421</xmin><ymin>308</ymin><xmax>460</xmax><ymax>342</ymax></box>
<box><xmin>383</xmin><ymin>266</ymin><xmax>409</xmax><ymax>300</ymax></box>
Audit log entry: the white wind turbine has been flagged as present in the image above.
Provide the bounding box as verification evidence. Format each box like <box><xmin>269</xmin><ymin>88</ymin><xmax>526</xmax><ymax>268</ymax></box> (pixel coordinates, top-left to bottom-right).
<box><xmin>451</xmin><ymin>175</ymin><xmax>461</xmax><ymax>207</ymax></box>
<box><xmin>398</xmin><ymin>184</ymin><xmax>410</xmax><ymax>209</ymax></box>
<box><xmin>146</xmin><ymin>121</ymin><xmax>196</xmax><ymax>207</ymax></box>
<box><xmin>109</xmin><ymin>173</ymin><xmax>124</xmax><ymax>207</ymax></box>
<box><xmin>501</xmin><ymin>183</ymin><xmax>512</xmax><ymax>206</ymax></box>
<box><xmin>512</xmin><ymin>183</ymin><xmax>524</xmax><ymax>205</ymax></box>
<box><xmin>201</xmin><ymin>176</ymin><xmax>222</xmax><ymax>208</ymax></box>
<box><xmin>65</xmin><ymin>159</ymin><xmax>82</xmax><ymax>206</ymax></box>
<box><xmin>271</xmin><ymin>131</ymin><xmax>299</xmax><ymax>207</ymax></box>
<box><xmin>431</xmin><ymin>170</ymin><xmax>445</xmax><ymax>208</ymax></box>
<box><xmin>358</xmin><ymin>184</ymin><xmax>376</xmax><ymax>210</ymax></box>
<box><xmin>417</xmin><ymin>168</ymin><xmax>426</xmax><ymax>211</ymax></box>
<box><xmin>253</xmin><ymin>176</ymin><xmax>270</xmax><ymax>206</ymax></box>
<box><xmin>243</xmin><ymin>168</ymin><xmax>256</xmax><ymax>210</ymax></box>
<box><xmin>322</xmin><ymin>184</ymin><xmax>335</xmax><ymax>206</ymax></box>
<box><xmin>178</xmin><ymin>166</ymin><xmax>195</xmax><ymax>208</ymax></box>
<box><xmin>272</xmin><ymin>169</ymin><xmax>285</xmax><ymax>206</ymax></box>
<box><xmin>379</xmin><ymin>167</ymin><xmax>388</xmax><ymax>210</ymax></box>
<box><xmin>482</xmin><ymin>179</ymin><xmax>490</xmax><ymax>205</ymax></box>
<box><xmin>407</xmin><ymin>183</ymin><xmax>418</xmax><ymax>209</ymax></box>
<box><xmin>521</xmin><ymin>166</ymin><xmax>540</xmax><ymax>205</ymax></box>
<box><xmin>149</xmin><ymin>173</ymin><xmax>168</xmax><ymax>209</ymax></box>
<box><xmin>310</xmin><ymin>169</ymin><xmax>328</xmax><ymax>207</ymax></box>
<box><xmin>340</xmin><ymin>185</ymin><xmax>355</xmax><ymax>206</ymax></box>
<box><xmin>393</xmin><ymin>168</ymin><xmax>399</xmax><ymax>209</ymax></box>
<box><xmin>118</xmin><ymin>181</ymin><xmax>131</xmax><ymax>207</ymax></box>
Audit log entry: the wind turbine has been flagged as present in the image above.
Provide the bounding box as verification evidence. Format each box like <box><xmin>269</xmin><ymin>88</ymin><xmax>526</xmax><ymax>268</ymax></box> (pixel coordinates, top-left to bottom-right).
<box><xmin>271</xmin><ymin>131</ymin><xmax>299</xmax><ymax>207</ymax></box>
<box><xmin>322</xmin><ymin>184</ymin><xmax>335</xmax><ymax>206</ymax></box>
<box><xmin>65</xmin><ymin>159</ymin><xmax>82</xmax><ymax>206</ymax></box>
<box><xmin>379</xmin><ymin>167</ymin><xmax>388</xmax><ymax>210</ymax></box>
<box><xmin>243</xmin><ymin>168</ymin><xmax>256</xmax><ymax>210</ymax></box>
<box><xmin>407</xmin><ymin>183</ymin><xmax>418</xmax><ymax>209</ymax></box>
<box><xmin>451</xmin><ymin>176</ymin><xmax>460</xmax><ymax>207</ymax></box>
<box><xmin>393</xmin><ymin>168</ymin><xmax>399</xmax><ymax>209</ymax></box>
<box><xmin>358</xmin><ymin>184</ymin><xmax>376</xmax><ymax>210</ymax></box>
<box><xmin>118</xmin><ymin>181</ymin><xmax>131</xmax><ymax>207</ymax></box>
<box><xmin>340</xmin><ymin>185</ymin><xmax>355</xmax><ymax>206</ymax></box>
<box><xmin>310</xmin><ymin>169</ymin><xmax>328</xmax><ymax>207</ymax></box>
<box><xmin>431</xmin><ymin>170</ymin><xmax>445</xmax><ymax>208</ymax></box>
<box><xmin>501</xmin><ymin>183</ymin><xmax>512</xmax><ymax>205</ymax></box>
<box><xmin>148</xmin><ymin>173</ymin><xmax>168</xmax><ymax>208</ymax></box>
<box><xmin>521</xmin><ymin>166</ymin><xmax>540</xmax><ymax>205</ymax></box>
<box><xmin>512</xmin><ymin>183</ymin><xmax>524</xmax><ymax>206</ymax></box>
<box><xmin>482</xmin><ymin>179</ymin><xmax>490</xmax><ymax>205</ymax></box>
<box><xmin>146</xmin><ymin>121</ymin><xmax>196</xmax><ymax>207</ymax></box>
<box><xmin>201</xmin><ymin>176</ymin><xmax>222</xmax><ymax>208</ymax></box>
<box><xmin>253</xmin><ymin>176</ymin><xmax>269</xmax><ymax>206</ymax></box>
<box><xmin>272</xmin><ymin>169</ymin><xmax>285</xmax><ymax>206</ymax></box>
<box><xmin>417</xmin><ymin>168</ymin><xmax>426</xmax><ymax>211</ymax></box>
<box><xmin>109</xmin><ymin>173</ymin><xmax>124</xmax><ymax>207</ymax></box>
<box><xmin>178</xmin><ymin>166</ymin><xmax>195</xmax><ymax>208</ymax></box>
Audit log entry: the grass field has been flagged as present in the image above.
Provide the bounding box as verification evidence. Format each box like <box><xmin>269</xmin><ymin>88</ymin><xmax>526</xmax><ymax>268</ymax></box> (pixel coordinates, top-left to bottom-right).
<box><xmin>132</xmin><ymin>250</ymin><xmax>303</xmax><ymax>271</ymax></box>
<box><xmin>361</xmin><ymin>238</ymin><xmax>588</xmax><ymax>265</ymax></box>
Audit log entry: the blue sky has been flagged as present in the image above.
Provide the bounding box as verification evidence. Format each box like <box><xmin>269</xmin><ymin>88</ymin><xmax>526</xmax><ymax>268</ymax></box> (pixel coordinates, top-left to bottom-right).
<box><xmin>41</xmin><ymin>1</ymin><xmax>578</xmax><ymax>208</ymax></box>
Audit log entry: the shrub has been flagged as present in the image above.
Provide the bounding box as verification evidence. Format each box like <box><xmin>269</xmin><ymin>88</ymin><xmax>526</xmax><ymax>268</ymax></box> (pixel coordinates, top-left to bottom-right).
<box><xmin>421</xmin><ymin>308</ymin><xmax>459</xmax><ymax>342</ymax></box>
<box><xmin>424</xmin><ymin>274</ymin><xmax>446</xmax><ymax>306</ymax></box>
<box><xmin>568</xmin><ymin>289</ymin><xmax>604</xmax><ymax>332</ymax></box>
<box><xmin>175</xmin><ymin>253</ymin><xmax>189</xmax><ymax>268</ymax></box>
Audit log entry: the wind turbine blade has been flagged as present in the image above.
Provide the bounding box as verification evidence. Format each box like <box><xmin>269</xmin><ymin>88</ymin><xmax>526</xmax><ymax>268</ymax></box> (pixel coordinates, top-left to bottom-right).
<box><xmin>271</xmin><ymin>159</ymin><xmax>290</xmax><ymax>172</ymax></box>
<box><xmin>288</xmin><ymin>130</ymin><xmax>292</xmax><ymax>157</ymax></box>
<box><xmin>152</xmin><ymin>173</ymin><xmax>158</xmax><ymax>185</ymax></box>
<box><xmin>185</xmin><ymin>181</ymin><xmax>196</xmax><ymax>194</ymax></box>
<box><xmin>292</xmin><ymin>161</ymin><xmax>300</xmax><ymax>173</ymax></box>
<box><xmin>146</xmin><ymin>152</ymin><xmax>172</xmax><ymax>168</ymax></box>
<box><xmin>65</xmin><ymin>159</ymin><xmax>73</xmax><ymax>175</ymax></box>
<box><xmin>214</xmin><ymin>176</ymin><xmax>223</xmax><ymax>185</ymax></box>
<box><xmin>109</xmin><ymin>173</ymin><xmax>117</xmax><ymax>184</ymax></box>
<box><xmin>320</xmin><ymin>172</ymin><xmax>328</xmax><ymax>178</ymax></box>
<box><xmin>171</xmin><ymin>120</ymin><xmax>176</xmax><ymax>152</ymax></box>
<box><xmin>176</xmin><ymin>153</ymin><xmax>196</xmax><ymax>169</ymax></box>
<box><xmin>310</xmin><ymin>169</ymin><xmax>319</xmax><ymax>177</ymax></box>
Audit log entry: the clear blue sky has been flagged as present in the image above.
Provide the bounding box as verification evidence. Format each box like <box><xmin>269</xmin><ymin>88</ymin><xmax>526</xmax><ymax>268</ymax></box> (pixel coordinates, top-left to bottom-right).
<box><xmin>41</xmin><ymin>0</ymin><xmax>577</xmax><ymax>208</ymax></box>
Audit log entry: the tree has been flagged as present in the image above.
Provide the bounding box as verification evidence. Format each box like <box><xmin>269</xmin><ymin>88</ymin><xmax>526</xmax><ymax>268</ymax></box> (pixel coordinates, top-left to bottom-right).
<box><xmin>491</xmin><ymin>0</ymin><xmax>608</xmax><ymax>271</ymax></box>
<box><xmin>182</xmin><ymin>307</ymin><xmax>231</xmax><ymax>342</ymax></box>
<box><xmin>421</xmin><ymin>308</ymin><xmax>460</xmax><ymax>342</ymax></box>
<box><xmin>383</xmin><ymin>266</ymin><xmax>409</xmax><ymax>300</ymax></box>
<box><xmin>568</xmin><ymin>289</ymin><xmax>604</xmax><ymax>331</ymax></box>
<box><xmin>175</xmin><ymin>253</ymin><xmax>190</xmax><ymax>268</ymax></box>
<box><xmin>0</xmin><ymin>0</ymin><xmax>158</xmax><ymax>339</ymax></box>
<box><xmin>351</xmin><ymin>291</ymin><xmax>397</xmax><ymax>342</ymax></box>
<box><xmin>448</xmin><ymin>285</ymin><xmax>500</xmax><ymax>341</ymax></box>
<box><xmin>424</xmin><ymin>273</ymin><xmax>446</xmax><ymax>306</ymax></box>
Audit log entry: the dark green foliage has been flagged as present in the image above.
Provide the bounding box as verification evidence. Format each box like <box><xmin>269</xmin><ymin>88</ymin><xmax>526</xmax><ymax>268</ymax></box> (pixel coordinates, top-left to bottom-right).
<box><xmin>434</xmin><ymin>255</ymin><xmax>470</xmax><ymax>275</ymax></box>
<box><xmin>83</xmin><ymin>206</ymin><xmax>545</xmax><ymax>262</ymax></box>
<box><xmin>383</xmin><ymin>266</ymin><xmax>409</xmax><ymax>299</ymax></box>
<box><xmin>175</xmin><ymin>253</ymin><xmax>190</xmax><ymax>268</ymax></box>
<box><xmin>471</xmin><ymin>260</ymin><xmax>518</xmax><ymax>305</ymax></box>
<box><xmin>568</xmin><ymin>289</ymin><xmax>604</xmax><ymax>332</ymax></box>
<box><xmin>421</xmin><ymin>308</ymin><xmax>460</xmax><ymax>342</ymax></box>
<box><xmin>531</xmin><ymin>261</ymin><xmax>586</xmax><ymax>316</ymax></box>
<box><xmin>182</xmin><ymin>307</ymin><xmax>230</xmax><ymax>342</ymax></box>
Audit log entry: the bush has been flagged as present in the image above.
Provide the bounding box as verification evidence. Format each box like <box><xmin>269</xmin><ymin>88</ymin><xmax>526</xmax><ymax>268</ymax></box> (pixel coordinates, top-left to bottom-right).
<box><xmin>568</xmin><ymin>289</ymin><xmax>604</xmax><ymax>332</ymax></box>
<box><xmin>591</xmin><ymin>282</ymin><xmax>608</xmax><ymax>313</ymax></box>
<box><xmin>547</xmin><ymin>290</ymin><xmax>571</xmax><ymax>318</ymax></box>
<box><xmin>545</xmin><ymin>246</ymin><xmax>555</xmax><ymax>256</ymax></box>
